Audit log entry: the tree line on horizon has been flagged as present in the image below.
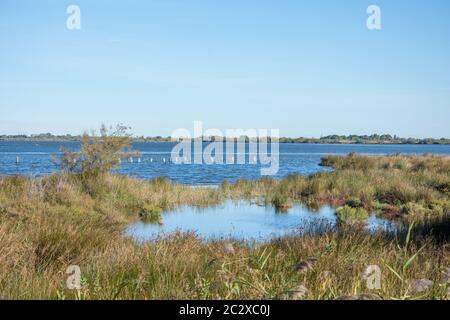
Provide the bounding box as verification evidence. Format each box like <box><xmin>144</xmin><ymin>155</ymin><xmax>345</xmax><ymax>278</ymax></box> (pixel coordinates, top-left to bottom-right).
<box><xmin>1</xmin><ymin>132</ymin><xmax>450</xmax><ymax>145</ymax></box>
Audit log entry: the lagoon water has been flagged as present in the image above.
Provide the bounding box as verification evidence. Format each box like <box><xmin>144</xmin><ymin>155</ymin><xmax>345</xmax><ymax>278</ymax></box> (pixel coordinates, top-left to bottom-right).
<box><xmin>126</xmin><ymin>200</ymin><xmax>396</xmax><ymax>242</ymax></box>
<box><xmin>1</xmin><ymin>141</ymin><xmax>450</xmax><ymax>185</ymax></box>
<box><xmin>0</xmin><ymin>141</ymin><xmax>433</xmax><ymax>241</ymax></box>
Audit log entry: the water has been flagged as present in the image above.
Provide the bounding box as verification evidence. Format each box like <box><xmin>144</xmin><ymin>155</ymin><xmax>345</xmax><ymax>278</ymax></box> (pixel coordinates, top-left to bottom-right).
<box><xmin>126</xmin><ymin>200</ymin><xmax>396</xmax><ymax>242</ymax></box>
<box><xmin>0</xmin><ymin>141</ymin><xmax>415</xmax><ymax>241</ymax></box>
<box><xmin>1</xmin><ymin>141</ymin><xmax>449</xmax><ymax>185</ymax></box>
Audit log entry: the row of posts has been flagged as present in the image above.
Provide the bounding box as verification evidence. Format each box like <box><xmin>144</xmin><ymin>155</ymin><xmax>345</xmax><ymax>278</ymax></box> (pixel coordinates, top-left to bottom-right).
<box><xmin>121</xmin><ymin>155</ymin><xmax>259</xmax><ymax>164</ymax></box>
<box><xmin>13</xmin><ymin>155</ymin><xmax>259</xmax><ymax>164</ymax></box>
<box><xmin>120</xmin><ymin>156</ymin><xmax>249</xmax><ymax>164</ymax></box>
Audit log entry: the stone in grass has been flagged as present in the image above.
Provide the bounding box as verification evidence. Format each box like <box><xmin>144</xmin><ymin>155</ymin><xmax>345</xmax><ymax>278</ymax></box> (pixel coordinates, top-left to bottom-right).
<box><xmin>224</xmin><ymin>243</ymin><xmax>235</xmax><ymax>255</ymax></box>
<box><xmin>409</xmin><ymin>279</ymin><xmax>433</xmax><ymax>294</ymax></box>
<box><xmin>288</xmin><ymin>285</ymin><xmax>308</xmax><ymax>300</ymax></box>
<box><xmin>336</xmin><ymin>293</ymin><xmax>382</xmax><ymax>300</ymax></box>
<box><xmin>292</xmin><ymin>257</ymin><xmax>317</xmax><ymax>273</ymax></box>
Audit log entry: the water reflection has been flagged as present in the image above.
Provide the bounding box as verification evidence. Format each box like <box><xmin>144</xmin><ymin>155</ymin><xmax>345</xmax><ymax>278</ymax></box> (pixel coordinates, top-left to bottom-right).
<box><xmin>126</xmin><ymin>200</ymin><xmax>396</xmax><ymax>242</ymax></box>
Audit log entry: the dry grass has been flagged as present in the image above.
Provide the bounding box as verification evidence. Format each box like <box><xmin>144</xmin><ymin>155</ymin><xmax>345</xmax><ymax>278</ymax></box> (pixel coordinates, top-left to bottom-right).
<box><xmin>222</xmin><ymin>154</ymin><xmax>450</xmax><ymax>220</ymax></box>
<box><xmin>0</xmin><ymin>154</ymin><xmax>449</xmax><ymax>300</ymax></box>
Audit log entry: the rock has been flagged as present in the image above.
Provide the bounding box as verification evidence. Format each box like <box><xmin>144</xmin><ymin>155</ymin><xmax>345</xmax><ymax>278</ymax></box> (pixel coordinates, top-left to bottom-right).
<box><xmin>293</xmin><ymin>257</ymin><xmax>317</xmax><ymax>272</ymax></box>
<box><xmin>288</xmin><ymin>285</ymin><xmax>308</xmax><ymax>300</ymax></box>
<box><xmin>441</xmin><ymin>267</ymin><xmax>450</xmax><ymax>285</ymax></box>
<box><xmin>362</xmin><ymin>265</ymin><xmax>381</xmax><ymax>280</ymax></box>
<box><xmin>362</xmin><ymin>265</ymin><xmax>381</xmax><ymax>290</ymax></box>
<box><xmin>224</xmin><ymin>243</ymin><xmax>235</xmax><ymax>254</ymax></box>
<box><xmin>336</xmin><ymin>293</ymin><xmax>382</xmax><ymax>300</ymax></box>
<box><xmin>409</xmin><ymin>279</ymin><xmax>433</xmax><ymax>294</ymax></box>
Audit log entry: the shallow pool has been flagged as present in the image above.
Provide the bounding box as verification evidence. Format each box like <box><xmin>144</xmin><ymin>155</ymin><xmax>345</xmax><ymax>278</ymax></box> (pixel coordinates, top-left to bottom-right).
<box><xmin>126</xmin><ymin>200</ymin><xmax>396</xmax><ymax>242</ymax></box>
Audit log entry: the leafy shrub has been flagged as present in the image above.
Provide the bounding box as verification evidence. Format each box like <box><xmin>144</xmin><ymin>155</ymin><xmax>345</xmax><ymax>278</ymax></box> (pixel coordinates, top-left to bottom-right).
<box><xmin>55</xmin><ymin>124</ymin><xmax>138</xmax><ymax>178</ymax></box>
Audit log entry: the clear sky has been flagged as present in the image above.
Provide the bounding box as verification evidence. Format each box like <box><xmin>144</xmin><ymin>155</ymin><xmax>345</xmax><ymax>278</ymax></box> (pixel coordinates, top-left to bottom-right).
<box><xmin>0</xmin><ymin>0</ymin><xmax>449</xmax><ymax>138</ymax></box>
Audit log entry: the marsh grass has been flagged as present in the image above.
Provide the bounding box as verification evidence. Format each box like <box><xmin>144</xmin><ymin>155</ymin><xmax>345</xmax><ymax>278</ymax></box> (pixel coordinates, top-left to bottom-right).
<box><xmin>139</xmin><ymin>205</ymin><xmax>163</xmax><ymax>223</ymax></box>
<box><xmin>222</xmin><ymin>154</ymin><xmax>450</xmax><ymax>219</ymax></box>
<box><xmin>0</xmin><ymin>154</ymin><xmax>449</xmax><ymax>299</ymax></box>
<box><xmin>336</xmin><ymin>206</ymin><xmax>369</xmax><ymax>223</ymax></box>
<box><xmin>271</xmin><ymin>194</ymin><xmax>293</xmax><ymax>213</ymax></box>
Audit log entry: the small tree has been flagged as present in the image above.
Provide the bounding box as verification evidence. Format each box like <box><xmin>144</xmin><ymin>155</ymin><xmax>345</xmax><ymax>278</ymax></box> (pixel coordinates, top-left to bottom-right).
<box><xmin>56</xmin><ymin>124</ymin><xmax>138</xmax><ymax>178</ymax></box>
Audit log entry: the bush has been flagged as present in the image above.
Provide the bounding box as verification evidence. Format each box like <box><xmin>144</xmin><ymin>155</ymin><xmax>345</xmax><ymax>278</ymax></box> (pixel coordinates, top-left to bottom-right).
<box><xmin>139</xmin><ymin>205</ymin><xmax>163</xmax><ymax>223</ymax></box>
<box><xmin>271</xmin><ymin>194</ymin><xmax>292</xmax><ymax>213</ymax></box>
<box><xmin>336</xmin><ymin>206</ymin><xmax>369</xmax><ymax>223</ymax></box>
<box><xmin>55</xmin><ymin>124</ymin><xmax>138</xmax><ymax>178</ymax></box>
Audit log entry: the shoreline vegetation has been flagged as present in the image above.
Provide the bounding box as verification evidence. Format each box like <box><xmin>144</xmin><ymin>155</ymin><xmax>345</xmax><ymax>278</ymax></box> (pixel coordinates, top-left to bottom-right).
<box><xmin>0</xmin><ymin>127</ymin><xmax>449</xmax><ymax>299</ymax></box>
<box><xmin>1</xmin><ymin>133</ymin><xmax>450</xmax><ymax>145</ymax></box>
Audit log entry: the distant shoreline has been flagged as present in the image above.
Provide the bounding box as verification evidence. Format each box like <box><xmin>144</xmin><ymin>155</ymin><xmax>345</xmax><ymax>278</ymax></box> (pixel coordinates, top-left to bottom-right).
<box><xmin>1</xmin><ymin>137</ymin><xmax>450</xmax><ymax>145</ymax></box>
<box><xmin>2</xmin><ymin>133</ymin><xmax>450</xmax><ymax>145</ymax></box>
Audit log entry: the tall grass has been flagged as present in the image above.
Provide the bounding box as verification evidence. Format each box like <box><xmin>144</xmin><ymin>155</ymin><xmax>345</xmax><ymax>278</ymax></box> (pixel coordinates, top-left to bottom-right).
<box><xmin>0</xmin><ymin>154</ymin><xmax>448</xmax><ymax>299</ymax></box>
<box><xmin>222</xmin><ymin>154</ymin><xmax>450</xmax><ymax>219</ymax></box>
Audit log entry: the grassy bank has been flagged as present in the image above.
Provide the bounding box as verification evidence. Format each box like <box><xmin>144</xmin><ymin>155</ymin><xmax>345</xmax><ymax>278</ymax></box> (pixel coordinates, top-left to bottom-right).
<box><xmin>222</xmin><ymin>154</ymin><xmax>450</xmax><ymax>221</ymax></box>
<box><xmin>0</xmin><ymin>154</ymin><xmax>449</xmax><ymax>299</ymax></box>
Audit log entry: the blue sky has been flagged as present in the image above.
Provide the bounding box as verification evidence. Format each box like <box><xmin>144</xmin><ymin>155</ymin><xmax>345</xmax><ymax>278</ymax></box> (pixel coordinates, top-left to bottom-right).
<box><xmin>0</xmin><ymin>0</ymin><xmax>449</xmax><ymax>138</ymax></box>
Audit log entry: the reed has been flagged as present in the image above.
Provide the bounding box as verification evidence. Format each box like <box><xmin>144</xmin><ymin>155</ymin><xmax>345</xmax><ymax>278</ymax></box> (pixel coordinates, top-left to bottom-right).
<box><xmin>0</xmin><ymin>154</ymin><xmax>448</xmax><ymax>300</ymax></box>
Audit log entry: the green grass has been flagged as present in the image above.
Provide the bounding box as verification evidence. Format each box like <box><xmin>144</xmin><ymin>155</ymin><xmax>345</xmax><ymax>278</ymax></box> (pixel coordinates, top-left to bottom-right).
<box><xmin>336</xmin><ymin>206</ymin><xmax>369</xmax><ymax>223</ymax></box>
<box><xmin>139</xmin><ymin>205</ymin><xmax>163</xmax><ymax>223</ymax></box>
<box><xmin>222</xmin><ymin>154</ymin><xmax>450</xmax><ymax>220</ymax></box>
<box><xmin>271</xmin><ymin>194</ymin><xmax>293</xmax><ymax>213</ymax></box>
<box><xmin>0</xmin><ymin>154</ymin><xmax>449</xmax><ymax>300</ymax></box>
